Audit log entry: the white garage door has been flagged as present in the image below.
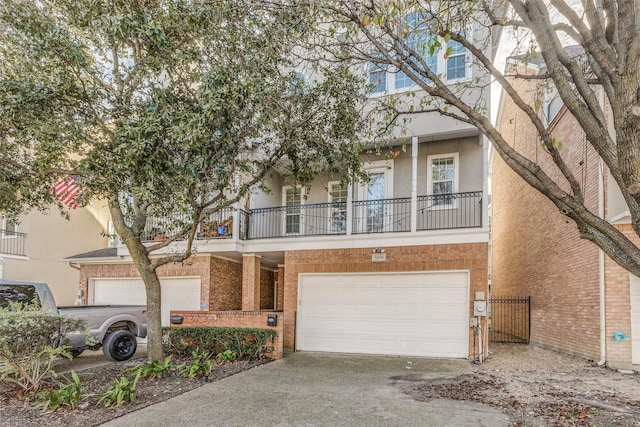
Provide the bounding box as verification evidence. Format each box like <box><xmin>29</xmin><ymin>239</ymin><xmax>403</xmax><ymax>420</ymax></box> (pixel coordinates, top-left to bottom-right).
<box><xmin>296</xmin><ymin>271</ymin><xmax>469</xmax><ymax>358</ymax></box>
<box><xmin>91</xmin><ymin>277</ymin><xmax>201</xmax><ymax>326</ymax></box>
<box><xmin>631</xmin><ymin>275</ymin><xmax>640</xmax><ymax>365</ymax></box>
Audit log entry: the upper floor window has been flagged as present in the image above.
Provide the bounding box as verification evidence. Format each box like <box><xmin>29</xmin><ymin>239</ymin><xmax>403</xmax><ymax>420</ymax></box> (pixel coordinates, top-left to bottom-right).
<box><xmin>367</xmin><ymin>13</ymin><xmax>471</xmax><ymax>95</ymax></box>
<box><xmin>446</xmin><ymin>34</ymin><xmax>467</xmax><ymax>80</ymax></box>
<box><xmin>369</xmin><ymin>60</ymin><xmax>387</xmax><ymax>93</ymax></box>
<box><xmin>2</xmin><ymin>218</ymin><xmax>17</xmax><ymax>238</ymax></box>
<box><xmin>427</xmin><ymin>153</ymin><xmax>458</xmax><ymax>206</ymax></box>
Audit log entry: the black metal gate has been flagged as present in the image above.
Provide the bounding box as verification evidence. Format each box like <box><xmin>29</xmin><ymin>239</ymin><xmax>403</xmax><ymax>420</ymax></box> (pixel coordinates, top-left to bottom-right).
<box><xmin>489</xmin><ymin>296</ymin><xmax>530</xmax><ymax>344</ymax></box>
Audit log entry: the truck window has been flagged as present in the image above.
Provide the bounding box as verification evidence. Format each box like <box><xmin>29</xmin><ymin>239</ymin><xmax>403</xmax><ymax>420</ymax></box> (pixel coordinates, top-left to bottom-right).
<box><xmin>0</xmin><ymin>284</ymin><xmax>39</xmax><ymax>308</ymax></box>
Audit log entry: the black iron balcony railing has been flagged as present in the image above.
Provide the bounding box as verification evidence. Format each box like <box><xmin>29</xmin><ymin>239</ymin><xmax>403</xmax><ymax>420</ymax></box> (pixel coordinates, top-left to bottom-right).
<box><xmin>352</xmin><ymin>197</ymin><xmax>412</xmax><ymax>234</ymax></box>
<box><xmin>248</xmin><ymin>202</ymin><xmax>348</xmax><ymax>239</ymax></box>
<box><xmin>0</xmin><ymin>230</ymin><xmax>27</xmax><ymax>256</ymax></box>
<box><xmin>416</xmin><ymin>191</ymin><xmax>483</xmax><ymax>230</ymax></box>
<box><xmin>139</xmin><ymin>191</ymin><xmax>482</xmax><ymax>242</ymax></box>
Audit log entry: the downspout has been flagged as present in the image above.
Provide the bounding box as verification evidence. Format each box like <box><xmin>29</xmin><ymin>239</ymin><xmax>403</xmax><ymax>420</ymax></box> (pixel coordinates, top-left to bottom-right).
<box><xmin>597</xmin><ymin>87</ymin><xmax>606</xmax><ymax>366</ymax></box>
<box><xmin>411</xmin><ymin>136</ymin><xmax>418</xmax><ymax>232</ymax></box>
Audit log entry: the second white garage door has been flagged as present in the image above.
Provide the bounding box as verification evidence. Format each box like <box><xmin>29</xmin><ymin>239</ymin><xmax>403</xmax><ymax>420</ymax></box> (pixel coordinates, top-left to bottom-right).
<box><xmin>296</xmin><ymin>271</ymin><xmax>469</xmax><ymax>358</ymax></box>
<box><xmin>91</xmin><ymin>277</ymin><xmax>201</xmax><ymax>326</ymax></box>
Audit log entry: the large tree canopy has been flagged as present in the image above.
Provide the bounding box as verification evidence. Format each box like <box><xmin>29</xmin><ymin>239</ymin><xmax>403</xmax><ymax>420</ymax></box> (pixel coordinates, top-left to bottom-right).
<box><xmin>0</xmin><ymin>0</ymin><xmax>371</xmax><ymax>360</ymax></box>
<box><xmin>302</xmin><ymin>0</ymin><xmax>640</xmax><ymax>277</ymax></box>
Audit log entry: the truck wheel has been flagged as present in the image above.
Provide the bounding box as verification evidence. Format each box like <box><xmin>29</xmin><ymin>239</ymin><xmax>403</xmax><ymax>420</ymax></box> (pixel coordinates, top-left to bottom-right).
<box><xmin>103</xmin><ymin>330</ymin><xmax>137</xmax><ymax>361</ymax></box>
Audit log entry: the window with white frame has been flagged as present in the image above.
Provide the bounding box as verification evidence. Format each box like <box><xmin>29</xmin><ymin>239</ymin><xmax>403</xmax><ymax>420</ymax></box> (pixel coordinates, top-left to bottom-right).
<box><xmin>396</xmin><ymin>12</ymin><xmax>437</xmax><ymax>89</ymax></box>
<box><xmin>446</xmin><ymin>33</ymin><xmax>467</xmax><ymax>80</ymax></box>
<box><xmin>427</xmin><ymin>153</ymin><xmax>458</xmax><ymax>206</ymax></box>
<box><xmin>367</xmin><ymin>15</ymin><xmax>471</xmax><ymax>94</ymax></box>
<box><xmin>283</xmin><ymin>186</ymin><xmax>303</xmax><ymax>235</ymax></box>
<box><xmin>328</xmin><ymin>181</ymin><xmax>347</xmax><ymax>233</ymax></box>
<box><xmin>2</xmin><ymin>218</ymin><xmax>17</xmax><ymax>238</ymax></box>
<box><xmin>368</xmin><ymin>60</ymin><xmax>387</xmax><ymax>93</ymax></box>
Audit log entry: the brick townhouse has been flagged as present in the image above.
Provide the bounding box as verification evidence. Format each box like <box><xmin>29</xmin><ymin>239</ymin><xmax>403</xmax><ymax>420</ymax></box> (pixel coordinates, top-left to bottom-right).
<box><xmin>67</xmin><ymin>13</ymin><xmax>495</xmax><ymax>361</ymax></box>
<box><xmin>492</xmin><ymin>55</ymin><xmax>640</xmax><ymax>369</ymax></box>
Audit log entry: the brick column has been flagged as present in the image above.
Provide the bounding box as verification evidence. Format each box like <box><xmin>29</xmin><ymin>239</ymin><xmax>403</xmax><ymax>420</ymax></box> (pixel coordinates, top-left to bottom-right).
<box><xmin>276</xmin><ymin>264</ymin><xmax>285</xmax><ymax>310</ymax></box>
<box><xmin>242</xmin><ymin>254</ymin><xmax>262</xmax><ymax>310</ymax></box>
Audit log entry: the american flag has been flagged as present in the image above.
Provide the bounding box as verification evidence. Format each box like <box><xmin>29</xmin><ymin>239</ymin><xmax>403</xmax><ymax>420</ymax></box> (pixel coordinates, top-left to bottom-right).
<box><xmin>52</xmin><ymin>175</ymin><xmax>84</xmax><ymax>209</ymax></box>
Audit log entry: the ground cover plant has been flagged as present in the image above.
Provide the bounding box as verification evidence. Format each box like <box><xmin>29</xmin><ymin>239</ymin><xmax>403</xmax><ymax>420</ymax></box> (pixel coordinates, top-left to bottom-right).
<box><xmin>0</xmin><ymin>326</ymin><xmax>275</xmax><ymax>426</ymax></box>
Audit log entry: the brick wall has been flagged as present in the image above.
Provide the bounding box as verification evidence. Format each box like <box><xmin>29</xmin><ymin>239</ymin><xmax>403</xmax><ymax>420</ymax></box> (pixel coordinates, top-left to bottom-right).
<box><xmin>492</xmin><ymin>65</ymin><xmax>604</xmax><ymax>361</ymax></box>
<box><xmin>282</xmin><ymin>243</ymin><xmax>488</xmax><ymax>358</ymax></box>
<box><xmin>604</xmin><ymin>223</ymin><xmax>635</xmax><ymax>368</ymax></box>
<box><xmin>210</xmin><ymin>257</ymin><xmax>242</xmax><ymax>310</ymax></box>
<box><xmin>170</xmin><ymin>310</ymin><xmax>284</xmax><ymax>359</ymax></box>
<box><xmin>260</xmin><ymin>269</ymin><xmax>275</xmax><ymax>310</ymax></box>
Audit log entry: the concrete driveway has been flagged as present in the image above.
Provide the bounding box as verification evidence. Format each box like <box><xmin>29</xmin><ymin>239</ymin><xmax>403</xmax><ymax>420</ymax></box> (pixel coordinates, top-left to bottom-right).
<box><xmin>102</xmin><ymin>352</ymin><xmax>509</xmax><ymax>427</ymax></box>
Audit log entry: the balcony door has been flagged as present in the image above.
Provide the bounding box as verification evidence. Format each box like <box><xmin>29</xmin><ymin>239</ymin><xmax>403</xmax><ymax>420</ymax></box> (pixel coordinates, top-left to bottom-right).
<box><xmin>328</xmin><ymin>181</ymin><xmax>347</xmax><ymax>233</ymax></box>
<box><xmin>282</xmin><ymin>186</ymin><xmax>304</xmax><ymax>235</ymax></box>
<box><xmin>357</xmin><ymin>161</ymin><xmax>393</xmax><ymax>233</ymax></box>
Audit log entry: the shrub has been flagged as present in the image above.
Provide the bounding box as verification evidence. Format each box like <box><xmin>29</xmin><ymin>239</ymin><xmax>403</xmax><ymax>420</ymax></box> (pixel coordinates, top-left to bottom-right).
<box><xmin>179</xmin><ymin>348</ymin><xmax>214</xmax><ymax>379</ymax></box>
<box><xmin>125</xmin><ymin>356</ymin><xmax>174</xmax><ymax>380</ymax></box>
<box><xmin>0</xmin><ymin>303</ymin><xmax>92</xmax><ymax>393</ymax></box>
<box><xmin>34</xmin><ymin>371</ymin><xmax>82</xmax><ymax>412</ymax></box>
<box><xmin>215</xmin><ymin>350</ymin><xmax>237</xmax><ymax>364</ymax></box>
<box><xmin>97</xmin><ymin>371</ymin><xmax>141</xmax><ymax>408</ymax></box>
<box><xmin>162</xmin><ymin>327</ymin><xmax>276</xmax><ymax>360</ymax></box>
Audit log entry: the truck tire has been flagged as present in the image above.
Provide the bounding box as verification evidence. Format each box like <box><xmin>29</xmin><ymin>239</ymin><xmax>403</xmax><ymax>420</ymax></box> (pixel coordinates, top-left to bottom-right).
<box><xmin>103</xmin><ymin>330</ymin><xmax>137</xmax><ymax>361</ymax></box>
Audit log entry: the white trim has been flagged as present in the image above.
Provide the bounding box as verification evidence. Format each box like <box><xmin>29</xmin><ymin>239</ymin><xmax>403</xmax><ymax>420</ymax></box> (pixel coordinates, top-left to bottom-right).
<box><xmin>609</xmin><ymin>211</ymin><xmax>631</xmax><ymax>224</ymax></box>
<box><xmin>242</xmin><ymin>227</ymin><xmax>489</xmax><ymax>253</ymax></box>
<box><xmin>0</xmin><ymin>254</ymin><xmax>29</xmax><ymax>261</ymax></box>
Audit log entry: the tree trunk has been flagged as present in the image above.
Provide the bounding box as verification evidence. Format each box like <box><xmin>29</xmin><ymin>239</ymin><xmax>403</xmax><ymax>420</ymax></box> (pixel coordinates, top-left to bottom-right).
<box><xmin>108</xmin><ymin>202</ymin><xmax>165</xmax><ymax>361</ymax></box>
<box><xmin>137</xmin><ymin>264</ymin><xmax>163</xmax><ymax>362</ymax></box>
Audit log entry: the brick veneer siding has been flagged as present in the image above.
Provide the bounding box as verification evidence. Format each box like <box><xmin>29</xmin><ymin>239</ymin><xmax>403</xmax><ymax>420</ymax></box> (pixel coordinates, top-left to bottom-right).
<box><xmin>604</xmin><ymin>223</ymin><xmax>636</xmax><ymax>368</ymax></box>
<box><xmin>242</xmin><ymin>254</ymin><xmax>261</xmax><ymax>310</ymax></box>
<box><xmin>170</xmin><ymin>310</ymin><xmax>283</xmax><ymax>359</ymax></box>
<box><xmin>282</xmin><ymin>243</ymin><xmax>489</xmax><ymax>358</ymax></box>
<box><xmin>210</xmin><ymin>257</ymin><xmax>242</xmax><ymax>310</ymax></box>
<box><xmin>492</xmin><ymin>64</ymin><xmax>616</xmax><ymax>362</ymax></box>
<box><xmin>276</xmin><ymin>265</ymin><xmax>285</xmax><ymax>310</ymax></box>
<box><xmin>260</xmin><ymin>269</ymin><xmax>275</xmax><ymax>310</ymax></box>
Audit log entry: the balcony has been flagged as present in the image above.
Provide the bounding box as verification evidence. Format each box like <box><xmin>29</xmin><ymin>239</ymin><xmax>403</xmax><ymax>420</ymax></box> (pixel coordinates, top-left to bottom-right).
<box><xmin>141</xmin><ymin>191</ymin><xmax>482</xmax><ymax>242</ymax></box>
<box><xmin>0</xmin><ymin>229</ymin><xmax>27</xmax><ymax>256</ymax></box>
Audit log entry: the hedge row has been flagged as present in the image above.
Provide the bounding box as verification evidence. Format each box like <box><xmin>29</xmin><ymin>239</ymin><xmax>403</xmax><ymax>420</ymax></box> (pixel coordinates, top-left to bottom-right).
<box><xmin>162</xmin><ymin>327</ymin><xmax>277</xmax><ymax>360</ymax></box>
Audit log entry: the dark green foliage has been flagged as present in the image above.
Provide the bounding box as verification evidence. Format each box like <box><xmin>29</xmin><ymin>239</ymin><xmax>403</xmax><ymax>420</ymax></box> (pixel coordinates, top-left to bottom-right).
<box><xmin>97</xmin><ymin>371</ymin><xmax>141</xmax><ymax>408</ymax></box>
<box><xmin>162</xmin><ymin>327</ymin><xmax>276</xmax><ymax>360</ymax></box>
<box><xmin>125</xmin><ymin>356</ymin><xmax>174</xmax><ymax>380</ymax></box>
<box><xmin>178</xmin><ymin>348</ymin><xmax>214</xmax><ymax>379</ymax></box>
<box><xmin>34</xmin><ymin>371</ymin><xmax>82</xmax><ymax>412</ymax></box>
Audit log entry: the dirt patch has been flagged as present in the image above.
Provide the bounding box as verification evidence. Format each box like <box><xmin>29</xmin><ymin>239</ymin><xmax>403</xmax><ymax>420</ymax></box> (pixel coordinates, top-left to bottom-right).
<box><xmin>403</xmin><ymin>343</ymin><xmax>640</xmax><ymax>426</ymax></box>
<box><xmin>0</xmin><ymin>357</ymin><xmax>270</xmax><ymax>427</ymax></box>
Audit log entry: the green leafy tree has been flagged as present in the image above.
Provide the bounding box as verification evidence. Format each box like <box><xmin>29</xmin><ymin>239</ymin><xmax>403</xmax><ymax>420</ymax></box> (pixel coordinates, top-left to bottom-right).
<box><xmin>0</xmin><ymin>1</ymin><xmax>370</xmax><ymax>360</ymax></box>
<box><xmin>300</xmin><ymin>0</ymin><xmax>640</xmax><ymax>277</ymax></box>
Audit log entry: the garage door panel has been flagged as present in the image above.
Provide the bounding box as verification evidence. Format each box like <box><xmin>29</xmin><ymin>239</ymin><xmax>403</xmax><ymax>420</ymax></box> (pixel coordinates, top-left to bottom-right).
<box><xmin>297</xmin><ymin>272</ymin><xmax>469</xmax><ymax>358</ymax></box>
<box><xmin>92</xmin><ymin>278</ymin><xmax>201</xmax><ymax>327</ymax></box>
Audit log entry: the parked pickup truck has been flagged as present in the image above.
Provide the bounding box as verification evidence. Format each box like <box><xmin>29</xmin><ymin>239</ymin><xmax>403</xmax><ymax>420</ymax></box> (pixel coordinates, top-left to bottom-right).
<box><xmin>0</xmin><ymin>280</ymin><xmax>147</xmax><ymax>361</ymax></box>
